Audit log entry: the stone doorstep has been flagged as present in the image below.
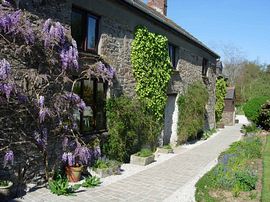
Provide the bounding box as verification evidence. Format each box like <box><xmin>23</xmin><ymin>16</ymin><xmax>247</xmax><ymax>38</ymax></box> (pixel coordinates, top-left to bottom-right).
<box><xmin>130</xmin><ymin>154</ymin><xmax>155</xmax><ymax>166</ymax></box>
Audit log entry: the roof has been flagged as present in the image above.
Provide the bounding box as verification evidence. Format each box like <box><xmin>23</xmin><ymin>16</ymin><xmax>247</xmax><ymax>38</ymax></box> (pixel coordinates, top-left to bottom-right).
<box><xmin>225</xmin><ymin>87</ymin><xmax>235</xmax><ymax>99</ymax></box>
<box><xmin>119</xmin><ymin>0</ymin><xmax>220</xmax><ymax>58</ymax></box>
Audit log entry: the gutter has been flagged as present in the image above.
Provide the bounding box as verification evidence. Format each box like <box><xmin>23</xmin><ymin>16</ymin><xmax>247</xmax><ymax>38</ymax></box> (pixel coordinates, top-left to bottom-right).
<box><xmin>117</xmin><ymin>0</ymin><xmax>220</xmax><ymax>59</ymax></box>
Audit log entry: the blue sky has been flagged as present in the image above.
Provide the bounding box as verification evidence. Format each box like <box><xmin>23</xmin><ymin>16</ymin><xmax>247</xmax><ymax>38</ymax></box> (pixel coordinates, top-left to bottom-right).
<box><xmin>146</xmin><ymin>0</ymin><xmax>270</xmax><ymax>64</ymax></box>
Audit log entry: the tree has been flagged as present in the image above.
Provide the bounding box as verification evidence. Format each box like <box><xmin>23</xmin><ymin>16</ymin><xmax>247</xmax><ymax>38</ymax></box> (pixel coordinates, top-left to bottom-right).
<box><xmin>0</xmin><ymin>3</ymin><xmax>114</xmax><ymax>187</ymax></box>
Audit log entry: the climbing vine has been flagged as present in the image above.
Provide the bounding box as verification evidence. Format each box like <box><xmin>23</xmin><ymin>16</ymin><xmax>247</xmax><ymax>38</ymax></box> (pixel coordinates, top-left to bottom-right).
<box><xmin>131</xmin><ymin>26</ymin><xmax>172</xmax><ymax>121</ymax></box>
<box><xmin>215</xmin><ymin>78</ymin><xmax>227</xmax><ymax>122</ymax></box>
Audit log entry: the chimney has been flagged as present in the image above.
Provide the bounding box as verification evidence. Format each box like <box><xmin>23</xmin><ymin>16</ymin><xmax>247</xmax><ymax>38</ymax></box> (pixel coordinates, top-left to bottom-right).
<box><xmin>147</xmin><ymin>0</ymin><xmax>167</xmax><ymax>16</ymax></box>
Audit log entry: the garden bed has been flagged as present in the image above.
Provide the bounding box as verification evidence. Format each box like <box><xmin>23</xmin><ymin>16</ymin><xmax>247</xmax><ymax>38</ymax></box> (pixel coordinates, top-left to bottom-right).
<box><xmin>195</xmin><ymin>134</ymin><xmax>266</xmax><ymax>202</ymax></box>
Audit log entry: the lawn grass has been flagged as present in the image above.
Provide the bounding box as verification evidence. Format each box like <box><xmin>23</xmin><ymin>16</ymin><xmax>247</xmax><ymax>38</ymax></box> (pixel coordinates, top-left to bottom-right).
<box><xmin>262</xmin><ymin>135</ymin><xmax>270</xmax><ymax>202</ymax></box>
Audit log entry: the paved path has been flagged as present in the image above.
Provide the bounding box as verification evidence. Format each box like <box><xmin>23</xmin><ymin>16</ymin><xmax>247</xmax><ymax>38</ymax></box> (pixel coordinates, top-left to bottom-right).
<box><xmin>14</xmin><ymin>121</ymin><xmax>244</xmax><ymax>202</ymax></box>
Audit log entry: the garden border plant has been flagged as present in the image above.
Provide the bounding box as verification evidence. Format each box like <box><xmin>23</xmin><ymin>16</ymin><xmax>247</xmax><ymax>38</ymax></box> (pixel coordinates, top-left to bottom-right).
<box><xmin>177</xmin><ymin>82</ymin><xmax>209</xmax><ymax>144</ymax></box>
<box><xmin>215</xmin><ymin>78</ymin><xmax>227</xmax><ymax>122</ymax></box>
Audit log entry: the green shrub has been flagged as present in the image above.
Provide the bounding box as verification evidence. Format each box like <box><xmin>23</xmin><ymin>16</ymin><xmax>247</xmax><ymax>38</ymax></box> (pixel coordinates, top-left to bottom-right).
<box><xmin>48</xmin><ymin>175</ymin><xmax>80</xmax><ymax>196</ymax></box>
<box><xmin>136</xmin><ymin>148</ymin><xmax>153</xmax><ymax>157</ymax></box>
<box><xmin>177</xmin><ymin>82</ymin><xmax>209</xmax><ymax>144</ymax></box>
<box><xmin>243</xmin><ymin>96</ymin><xmax>269</xmax><ymax>123</ymax></box>
<box><xmin>258</xmin><ymin>101</ymin><xmax>270</xmax><ymax>131</ymax></box>
<box><xmin>104</xmin><ymin>96</ymin><xmax>161</xmax><ymax>162</ymax></box>
<box><xmin>241</xmin><ymin>123</ymin><xmax>259</xmax><ymax>134</ymax></box>
<box><xmin>215</xmin><ymin>78</ymin><xmax>227</xmax><ymax>122</ymax></box>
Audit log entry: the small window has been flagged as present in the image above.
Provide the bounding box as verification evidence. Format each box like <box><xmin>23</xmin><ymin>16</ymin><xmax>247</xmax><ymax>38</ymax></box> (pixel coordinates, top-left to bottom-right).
<box><xmin>73</xmin><ymin>79</ymin><xmax>107</xmax><ymax>133</ymax></box>
<box><xmin>168</xmin><ymin>44</ymin><xmax>177</xmax><ymax>69</ymax></box>
<box><xmin>202</xmin><ymin>58</ymin><xmax>208</xmax><ymax>76</ymax></box>
<box><xmin>87</xmin><ymin>15</ymin><xmax>98</xmax><ymax>50</ymax></box>
<box><xmin>71</xmin><ymin>7</ymin><xmax>99</xmax><ymax>52</ymax></box>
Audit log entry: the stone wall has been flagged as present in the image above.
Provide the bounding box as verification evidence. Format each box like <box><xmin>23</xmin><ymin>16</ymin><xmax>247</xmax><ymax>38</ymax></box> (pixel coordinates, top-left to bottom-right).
<box><xmin>99</xmin><ymin>16</ymin><xmax>136</xmax><ymax>97</ymax></box>
<box><xmin>221</xmin><ymin>111</ymin><xmax>235</xmax><ymax>126</ymax></box>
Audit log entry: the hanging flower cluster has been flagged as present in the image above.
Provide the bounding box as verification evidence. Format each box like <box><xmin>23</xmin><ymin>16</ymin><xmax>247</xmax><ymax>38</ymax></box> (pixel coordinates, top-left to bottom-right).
<box><xmin>43</xmin><ymin>19</ymin><xmax>65</xmax><ymax>48</ymax></box>
<box><xmin>85</xmin><ymin>61</ymin><xmax>115</xmax><ymax>85</ymax></box>
<box><xmin>0</xmin><ymin>9</ymin><xmax>34</xmax><ymax>44</ymax></box>
<box><xmin>4</xmin><ymin>150</ymin><xmax>14</xmax><ymax>168</ymax></box>
<box><xmin>33</xmin><ymin>128</ymin><xmax>48</xmax><ymax>149</ymax></box>
<box><xmin>62</xmin><ymin>92</ymin><xmax>86</xmax><ymax>112</ymax></box>
<box><xmin>38</xmin><ymin>95</ymin><xmax>51</xmax><ymax>123</ymax></box>
<box><xmin>60</xmin><ymin>39</ymin><xmax>79</xmax><ymax>71</ymax></box>
<box><xmin>0</xmin><ymin>59</ymin><xmax>13</xmax><ymax>99</ymax></box>
<box><xmin>61</xmin><ymin>137</ymin><xmax>100</xmax><ymax>166</ymax></box>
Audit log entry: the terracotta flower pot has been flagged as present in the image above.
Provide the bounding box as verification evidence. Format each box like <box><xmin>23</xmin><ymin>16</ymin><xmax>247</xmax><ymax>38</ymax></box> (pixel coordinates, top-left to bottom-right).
<box><xmin>65</xmin><ymin>166</ymin><xmax>83</xmax><ymax>182</ymax></box>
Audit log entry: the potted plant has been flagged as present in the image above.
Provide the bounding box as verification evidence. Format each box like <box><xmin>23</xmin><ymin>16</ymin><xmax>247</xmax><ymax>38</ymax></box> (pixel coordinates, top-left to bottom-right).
<box><xmin>91</xmin><ymin>158</ymin><xmax>122</xmax><ymax>178</ymax></box>
<box><xmin>156</xmin><ymin>144</ymin><xmax>174</xmax><ymax>154</ymax></box>
<box><xmin>61</xmin><ymin>137</ymin><xmax>100</xmax><ymax>182</ymax></box>
<box><xmin>0</xmin><ymin>179</ymin><xmax>13</xmax><ymax>200</ymax></box>
<box><xmin>130</xmin><ymin>148</ymin><xmax>155</xmax><ymax>166</ymax></box>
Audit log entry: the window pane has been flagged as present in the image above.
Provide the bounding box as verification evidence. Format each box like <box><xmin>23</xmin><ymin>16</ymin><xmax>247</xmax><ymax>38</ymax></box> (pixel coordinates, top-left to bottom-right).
<box><xmin>71</xmin><ymin>11</ymin><xmax>83</xmax><ymax>48</ymax></box>
<box><xmin>169</xmin><ymin>45</ymin><xmax>176</xmax><ymax>68</ymax></box>
<box><xmin>82</xmin><ymin>80</ymin><xmax>94</xmax><ymax>132</ymax></box>
<box><xmin>87</xmin><ymin>16</ymin><xmax>97</xmax><ymax>49</ymax></box>
<box><xmin>96</xmin><ymin>82</ymin><xmax>106</xmax><ymax>130</ymax></box>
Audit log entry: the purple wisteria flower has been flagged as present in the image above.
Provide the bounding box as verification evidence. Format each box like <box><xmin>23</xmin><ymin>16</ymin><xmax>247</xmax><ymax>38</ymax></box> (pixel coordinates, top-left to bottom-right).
<box><xmin>0</xmin><ymin>59</ymin><xmax>11</xmax><ymax>80</ymax></box>
<box><xmin>0</xmin><ymin>83</ymin><xmax>13</xmax><ymax>99</ymax></box>
<box><xmin>33</xmin><ymin>129</ymin><xmax>48</xmax><ymax>148</ymax></box>
<box><xmin>38</xmin><ymin>95</ymin><xmax>45</xmax><ymax>108</ymax></box>
<box><xmin>62</xmin><ymin>152</ymin><xmax>75</xmax><ymax>166</ymax></box>
<box><xmin>63</xmin><ymin>92</ymin><xmax>86</xmax><ymax>111</ymax></box>
<box><xmin>0</xmin><ymin>10</ymin><xmax>34</xmax><ymax>44</ymax></box>
<box><xmin>87</xmin><ymin>62</ymin><xmax>115</xmax><ymax>85</ymax></box>
<box><xmin>39</xmin><ymin>107</ymin><xmax>50</xmax><ymax>123</ymax></box>
<box><xmin>43</xmin><ymin>19</ymin><xmax>65</xmax><ymax>48</ymax></box>
<box><xmin>60</xmin><ymin>40</ymin><xmax>79</xmax><ymax>71</ymax></box>
<box><xmin>4</xmin><ymin>150</ymin><xmax>14</xmax><ymax>168</ymax></box>
<box><xmin>74</xmin><ymin>144</ymin><xmax>91</xmax><ymax>165</ymax></box>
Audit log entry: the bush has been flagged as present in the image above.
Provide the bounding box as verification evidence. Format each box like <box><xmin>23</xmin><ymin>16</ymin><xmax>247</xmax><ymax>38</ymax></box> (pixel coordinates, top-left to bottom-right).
<box><xmin>136</xmin><ymin>148</ymin><xmax>153</xmax><ymax>157</ymax></box>
<box><xmin>177</xmin><ymin>82</ymin><xmax>209</xmax><ymax>144</ymax></box>
<box><xmin>103</xmin><ymin>96</ymin><xmax>161</xmax><ymax>162</ymax></box>
<box><xmin>215</xmin><ymin>78</ymin><xmax>227</xmax><ymax>122</ymax></box>
<box><xmin>258</xmin><ymin>101</ymin><xmax>270</xmax><ymax>131</ymax></box>
<box><xmin>243</xmin><ymin>96</ymin><xmax>269</xmax><ymax>123</ymax></box>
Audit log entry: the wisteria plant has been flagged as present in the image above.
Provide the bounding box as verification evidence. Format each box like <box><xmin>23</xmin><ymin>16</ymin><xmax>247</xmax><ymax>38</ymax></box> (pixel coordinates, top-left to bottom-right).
<box><xmin>0</xmin><ymin>2</ymin><xmax>114</xmax><ymax>186</ymax></box>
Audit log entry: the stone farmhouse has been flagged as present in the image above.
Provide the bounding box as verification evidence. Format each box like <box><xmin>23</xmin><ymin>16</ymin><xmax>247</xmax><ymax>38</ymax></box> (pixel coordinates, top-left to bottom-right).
<box><xmin>18</xmin><ymin>0</ymin><xmax>221</xmax><ymax>145</ymax></box>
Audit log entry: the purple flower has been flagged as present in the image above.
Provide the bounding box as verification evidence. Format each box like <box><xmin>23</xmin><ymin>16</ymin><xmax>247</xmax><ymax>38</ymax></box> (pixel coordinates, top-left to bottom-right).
<box><xmin>63</xmin><ymin>92</ymin><xmax>81</xmax><ymax>103</ymax></box>
<box><xmin>0</xmin><ymin>83</ymin><xmax>13</xmax><ymax>99</ymax></box>
<box><xmin>60</xmin><ymin>41</ymin><xmax>79</xmax><ymax>71</ymax></box>
<box><xmin>43</xmin><ymin>19</ymin><xmax>65</xmax><ymax>48</ymax></box>
<box><xmin>38</xmin><ymin>95</ymin><xmax>45</xmax><ymax>108</ymax></box>
<box><xmin>0</xmin><ymin>59</ymin><xmax>11</xmax><ymax>80</ymax></box>
<box><xmin>39</xmin><ymin>107</ymin><xmax>50</xmax><ymax>123</ymax></box>
<box><xmin>17</xmin><ymin>93</ymin><xmax>28</xmax><ymax>103</ymax></box>
<box><xmin>4</xmin><ymin>150</ymin><xmax>14</xmax><ymax>167</ymax></box>
<box><xmin>67</xmin><ymin>152</ymin><xmax>75</xmax><ymax>166</ymax></box>
<box><xmin>0</xmin><ymin>10</ymin><xmax>21</xmax><ymax>34</ymax></box>
<box><xmin>62</xmin><ymin>152</ymin><xmax>75</xmax><ymax>166</ymax></box>
<box><xmin>74</xmin><ymin>145</ymin><xmax>91</xmax><ymax>165</ymax></box>
<box><xmin>77</xmin><ymin>100</ymin><xmax>86</xmax><ymax>111</ymax></box>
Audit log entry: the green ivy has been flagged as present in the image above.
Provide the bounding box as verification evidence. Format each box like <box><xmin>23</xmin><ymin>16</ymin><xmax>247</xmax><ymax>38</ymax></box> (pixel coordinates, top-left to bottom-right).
<box><xmin>131</xmin><ymin>26</ymin><xmax>172</xmax><ymax>121</ymax></box>
<box><xmin>215</xmin><ymin>78</ymin><xmax>227</xmax><ymax>122</ymax></box>
<box><xmin>177</xmin><ymin>82</ymin><xmax>209</xmax><ymax>144</ymax></box>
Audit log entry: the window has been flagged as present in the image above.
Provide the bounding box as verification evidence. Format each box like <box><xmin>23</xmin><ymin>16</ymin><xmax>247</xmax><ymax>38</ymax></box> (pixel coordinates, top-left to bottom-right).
<box><xmin>73</xmin><ymin>79</ymin><xmax>107</xmax><ymax>133</ymax></box>
<box><xmin>202</xmin><ymin>58</ymin><xmax>208</xmax><ymax>76</ymax></box>
<box><xmin>168</xmin><ymin>44</ymin><xmax>177</xmax><ymax>69</ymax></box>
<box><xmin>71</xmin><ymin>7</ymin><xmax>99</xmax><ymax>51</ymax></box>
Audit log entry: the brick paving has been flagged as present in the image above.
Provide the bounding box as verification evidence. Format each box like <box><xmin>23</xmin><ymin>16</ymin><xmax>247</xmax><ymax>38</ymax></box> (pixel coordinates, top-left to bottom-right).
<box><xmin>12</xmin><ymin>124</ymin><xmax>242</xmax><ymax>202</ymax></box>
